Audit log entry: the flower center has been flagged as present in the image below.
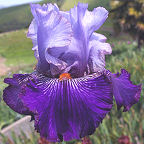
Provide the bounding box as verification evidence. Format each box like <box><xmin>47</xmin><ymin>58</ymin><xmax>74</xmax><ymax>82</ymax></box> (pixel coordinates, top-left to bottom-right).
<box><xmin>59</xmin><ymin>73</ymin><xmax>72</xmax><ymax>81</ymax></box>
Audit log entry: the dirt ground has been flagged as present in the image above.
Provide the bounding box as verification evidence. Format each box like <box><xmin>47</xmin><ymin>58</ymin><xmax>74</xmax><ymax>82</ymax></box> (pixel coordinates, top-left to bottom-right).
<box><xmin>0</xmin><ymin>57</ymin><xmax>10</xmax><ymax>76</ymax></box>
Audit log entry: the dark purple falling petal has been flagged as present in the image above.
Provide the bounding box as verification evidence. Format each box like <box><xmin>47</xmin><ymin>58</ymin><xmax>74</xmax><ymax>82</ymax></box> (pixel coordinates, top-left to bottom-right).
<box><xmin>3</xmin><ymin>74</ymin><xmax>34</xmax><ymax>116</ymax></box>
<box><xmin>111</xmin><ymin>69</ymin><xmax>142</xmax><ymax>112</ymax></box>
<box><xmin>3</xmin><ymin>69</ymin><xmax>142</xmax><ymax>142</ymax></box>
<box><xmin>18</xmin><ymin>72</ymin><xmax>113</xmax><ymax>142</ymax></box>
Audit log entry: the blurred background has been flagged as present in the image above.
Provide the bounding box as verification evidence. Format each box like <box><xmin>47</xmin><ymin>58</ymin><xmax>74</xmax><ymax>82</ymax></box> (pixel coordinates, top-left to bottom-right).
<box><xmin>0</xmin><ymin>0</ymin><xmax>143</xmax><ymax>144</ymax></box>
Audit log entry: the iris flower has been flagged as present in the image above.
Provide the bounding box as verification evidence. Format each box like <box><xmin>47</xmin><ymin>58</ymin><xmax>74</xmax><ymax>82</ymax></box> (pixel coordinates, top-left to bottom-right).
<box><xmin>3</xmin><ymin>2</ymin><xmax>141</xmax><ymax>142</ymax></box>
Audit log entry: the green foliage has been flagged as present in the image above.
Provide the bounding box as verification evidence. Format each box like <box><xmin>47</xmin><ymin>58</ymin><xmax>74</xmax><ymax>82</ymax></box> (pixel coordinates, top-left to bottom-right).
<box><xmin>110</xmin><ymin>0</ymin><xmax>144</xmax><ymax>48</ymax></box>
<box><xmin>0</xmin><ymin>29</ymin><xmax>36</xmax><ymax>67</ymax></box>
<box><xmin>0</xmin><ymin>130</ymin><xmax>39</xmax><ymax>144</ymax></box>
<box><xmin>0</xmin><ymin>4</ymin><xmax>32</xmax><ymax>33</ymax></box>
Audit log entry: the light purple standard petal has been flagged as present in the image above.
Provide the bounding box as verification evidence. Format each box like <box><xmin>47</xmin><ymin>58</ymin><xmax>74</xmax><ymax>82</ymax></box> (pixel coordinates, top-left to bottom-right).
<box><xmin>27</xmin><ymin>19</ymin><xmax>39</xmax><ymax>60</ymax></box>
<box><xmin>36</xmin><ymin>9</ymin><xmax>73</xmax><ymax>75</ymax></box>
<box><xmin>27</xmin><ymin>2</ymin><xmax>111</xmax><ymax>77</ymax></box>
<box><xmin>83</xmin><ymin>6</ymin><xmax>108</xmax><ymax>37</ymax></box>
<box><xmin>61</xmin><ymin>3</ymin><xmax>109</xmax><ymax>76</ymax></box>
<box><xmin>3</xmin><ymin>74</ymin><xmax>34</xmax><ymax>116</ymax></box>
<box><xmin>27</xmin><ymin>3</ymin><xmax>60</xmax><ymax>61</ymax></box>
<box><xmin>88</xmin><ymin>40</ymin><xmax>112</xmax><ymax>73</ymax></box>
<box><xmin>90</xmin><ymin>32</ymin><xmax>107</xmax><ymax>43</ymax></box>
<box><xmin>30</xmin><ymin>3</ymin><xmax>59</xmax><ymax>20</ymax></box>
<box><xmin>111</xmin><ymin>69</ymin><xmax>142</xmax><ymax>112</ymax></box>
<box><xmin>17</xmin><ymin>72</ymin><xmax>113</xmax><ymax>142</ymax></box>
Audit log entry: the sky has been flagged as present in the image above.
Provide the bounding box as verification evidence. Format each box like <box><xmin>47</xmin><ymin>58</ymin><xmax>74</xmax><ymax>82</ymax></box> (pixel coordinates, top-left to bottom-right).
<box><xmin>0</xmin><ymin>0</ymin><xmax>42</xmax><ymax>8</ymax></box>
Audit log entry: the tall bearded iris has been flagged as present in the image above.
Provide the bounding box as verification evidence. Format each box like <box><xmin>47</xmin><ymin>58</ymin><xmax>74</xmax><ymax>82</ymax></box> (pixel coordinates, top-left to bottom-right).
<box><xmin>3</xmin><ymin>3</ymin><xmax>141</xmax><ymax>142</ymax></box>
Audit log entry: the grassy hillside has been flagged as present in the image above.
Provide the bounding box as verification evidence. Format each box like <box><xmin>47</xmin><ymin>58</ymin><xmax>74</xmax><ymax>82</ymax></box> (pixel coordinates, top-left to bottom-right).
<box><xmin>0</xmin><ymin>29</ymin><xmax>36</xmax><ymax>67</ymax></box>
<box><xmin>0</xmin><ymin>0</ymin><xmax>111</xmax><ymax>33</ymax></box>
<box><xmin>0</xmin><ymin>4</ymin><xmax>32</xmax><ymax>33</ymax></box>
